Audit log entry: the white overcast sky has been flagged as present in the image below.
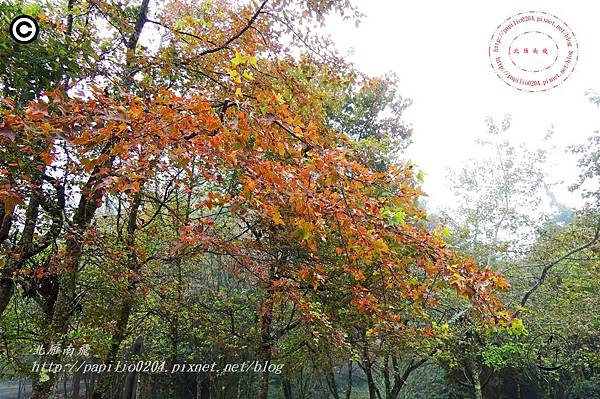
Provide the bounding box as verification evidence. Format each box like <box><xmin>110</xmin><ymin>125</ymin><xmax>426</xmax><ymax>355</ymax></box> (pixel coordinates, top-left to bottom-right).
<box><xmin>326</xmin><ymin>0</ymin><xmax>600</xmax><ymax>210</ymax></box>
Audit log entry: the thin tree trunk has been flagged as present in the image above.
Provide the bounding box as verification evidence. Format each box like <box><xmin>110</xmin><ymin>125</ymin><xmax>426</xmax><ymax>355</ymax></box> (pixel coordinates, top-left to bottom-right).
<box><xmin>134</xmin><ymin>373</ymin><xmax>143</xmax><ymax>399</ymax></box>
<box><xmin>326</xmin><ymin>367</ymin><xmax>339</xmax><ymax>399</ymax></box>
<box><xmin>282</xmin><ymin>377</ymin><xmax>292</xmax><ymax>399</ymax></box>
<box><xmin>122</xmin><ymin>337</ymin><xmax>143</xmax><ymax>399</ymax></box>
<box><xmin>383</xmin><ymin>356</ymin><xmax>390</xmax><ymax>398</ymax></box>
<box><xmin>362</xmin><ymin>340</ymin><xmax>378</xmax><ymax>399</ymax></box>
<box><xmin>388</xmin><ymin>356</ymin><xmax>428</xmax><ymax>399</ymax></box>
<box><xmin>257</xmin><ymin>295</ymin><xmax>273</xmax><ymax>399</ymax></box>
<box><xmin>31</xmin><ymin>152</ymin><xmax>111</xmax><ymax>399</ymax></box>
<box><xmin>0</xmin><ymin>269</ymin><xmax>15</xmax><ymax>315</ymax></box>
<box><xmin>30</xmin><ymin>232</ymin><xmax>83</xmax><ymax>398</ymax></box>
<box><xmin>470</xmin><ymin>359</ymin><xmax>483</xmax><ymax>399</ymax></box>
<box><xmin>168</xmin><ymin>320</ymin><xmax>179</xmax><ymax>398</ymax></box>
<box><xmin>72</xmin><ymin>368</ymin><xmax>82</xmax><ymax>399</ymax></box>
<box><xmin>345</xmin><ymin>361</ymin><xmax>353</xmax><ymax>399</ymax></box>
<box><xmin>168</xmin><ymin>256</ymin><xmax>183</xmax><ymax>398</ymax></box>
<box><xmin>93</xmin><ymin>193</ymin><xmax>142</xmax><ymax>399</ymax></box>
<box><xmin>92</xmin><ymin>296</ymin><xmax>135</xmax><ymax>399</ymax></box>
<box><xmin>198</xmin><ymin>376</ymin><xmax>210</xmax><ymax>399</ymax></box>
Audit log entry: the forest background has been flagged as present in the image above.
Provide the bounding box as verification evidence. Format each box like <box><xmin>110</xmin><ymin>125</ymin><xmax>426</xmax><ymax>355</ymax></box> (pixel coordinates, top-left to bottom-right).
<box><xmin>0</xmin><ymin>0</ymin><xmax>598</xmax><ymax>398</ymax></box>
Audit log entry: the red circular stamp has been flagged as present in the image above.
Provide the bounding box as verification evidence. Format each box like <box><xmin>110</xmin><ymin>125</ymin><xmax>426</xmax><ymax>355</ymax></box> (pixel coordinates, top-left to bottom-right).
<box><xmin>489</xmin><ymin>11</ymin><xmax>578</xmax><ymax>92</ymax></box>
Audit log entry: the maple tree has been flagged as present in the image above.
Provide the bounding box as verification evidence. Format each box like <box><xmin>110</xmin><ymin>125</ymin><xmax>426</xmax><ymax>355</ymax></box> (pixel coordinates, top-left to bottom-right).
<box><xmin>0</xmin><ymin>0</ymin><xmax>512</xmax><ymax>398</ymax></box>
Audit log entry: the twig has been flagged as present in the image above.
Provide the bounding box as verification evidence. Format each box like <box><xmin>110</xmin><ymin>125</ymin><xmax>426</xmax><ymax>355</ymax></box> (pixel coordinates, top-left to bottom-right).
<box><xmin>518</xmin><ymin>219</ymin><xmax>600</xmax><ymax>312</ymax></box>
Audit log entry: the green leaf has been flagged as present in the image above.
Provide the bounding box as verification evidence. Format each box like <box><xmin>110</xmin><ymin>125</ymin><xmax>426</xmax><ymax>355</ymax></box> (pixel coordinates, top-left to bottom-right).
<box><xmin>508</xmin><ymin>318</ymin><xmax>528</xmax><ymax>336</ymax></box>
<box><xmin>392</xmin><ymin>209</ymin><xmax>405</xmax><ymax>225</ymax></box>
<box><xmin>293</xmin><ymin>221</ymin><xmax>313</xmax><ymax>241</ymax></box>
<box><xmin>39</xmin><ymin>370</ymin><xmax>50</xmax><ymax>383</ymax></box>
<box><xmin>230</xmin><ymin>51</ymin><xmax>245</xmax><ymax>66</ymax></box>
<box><xmin>441</xmin><ymin>226</ymin><xmax>451</xmax><ymax>237</ymax></box>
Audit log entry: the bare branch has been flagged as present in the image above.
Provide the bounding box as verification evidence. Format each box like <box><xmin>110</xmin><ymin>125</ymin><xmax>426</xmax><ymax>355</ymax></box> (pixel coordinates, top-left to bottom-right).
<box><xmin>518</xmin><ymin>219</ymin><xmax>600</xmax><ymax>312</ymax></box>
<box><xmin>198</xmin><ymin>0</ymin><xmax>269</xmax><ymax>57</ymax></box>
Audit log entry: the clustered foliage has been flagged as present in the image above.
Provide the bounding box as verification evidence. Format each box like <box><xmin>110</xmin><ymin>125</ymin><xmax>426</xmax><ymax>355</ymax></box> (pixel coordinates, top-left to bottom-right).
<box><xmin>0</xmin><ymin>1</ymin><xmax>598</xmax><ymax>399</ymax></box>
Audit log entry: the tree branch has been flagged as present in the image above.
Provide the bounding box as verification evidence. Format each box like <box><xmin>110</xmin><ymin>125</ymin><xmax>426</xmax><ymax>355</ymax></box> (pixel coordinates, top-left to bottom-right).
<box><xmin>198</xmin><ymin>0</ymin><xmax>269</xmax><ymax>56</ymax></box>
<box><xmin>518</xmin><ymin>219</ymin><xmax>600</xmax><ymax>311</ymax></box>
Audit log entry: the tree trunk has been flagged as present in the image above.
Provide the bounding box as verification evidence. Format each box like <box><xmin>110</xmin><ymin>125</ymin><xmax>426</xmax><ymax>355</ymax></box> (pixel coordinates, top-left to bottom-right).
<box><xmin>122</xmin><ymin>337</ymin><xmax>144</xmax><ymax>399</ymax></box>
<box><xmin>72</xmin><ymin>368</ymin><xmax>82</xmax><ymax>399</ymax></box>
<box><xmin>326</xmin><ymin>367</ymin><xmax>339</xmax><ymax>399</ymax></box>
<box><xmin>93</xmin><ymin>193</ymin><xmax>142</xmax><ymax>399</ymax></box>
<box><xmin>30</xmin><ymin>144</ymin><xmax>114</xmax><ymax>399</ymax></box>
<box><xmin>361</xmin><ymin>340</ymin><xmax>378</xmax><ymax>399</ymax></box>
<box><xmin>63</xmin><ymin>374</ymin><xmax>68</xmax><ymax>399</ymax></box>
<box><xmin>345</xmin><ymin>361</ymin><xmax>353</xmax><ymax>399</ymax></box>
<box><xmin>134</xmin><ymin>372</ymin><xmax>143</xmax><ymax>399</ymax></box>
<box><xmin>0</xmin><ymin>269</ymin><xmax>14</xmax><ymax>315</ymax></box>
<box><xmin>197</xmin><ymin>376</ymin><xmax>210</xmax><ymax>399</ymax></box>
<box><xmin>471</xmin><ymin>362</ymin><xmax>483</xmax><ymax>399</ymax></box>
<box><xmin>30</xmin><ymin>232</ymin><xmax>82</xmax><ymax>398</ymax></box>
<box><xmin>257</xmin><ymin>295</ymin><xmax>273</xmax><ymax>399</ymax></box>
<box><xmin>169</xmin><ymin>320</ymin><xmax>179</xmax><ymax>398</ymax></box>
<box><xmin>92</xmin><ymin>297</ymin><xmax>134</xmax><ymax>399</ymax></box>
<box><xmin>282</xmin><ymin>377</ymin><xmax>292</xmax><ymax>399</ymax></box>
<box><xmin>0</xmin><ymin>204</ymin><xmax>13</xmax><ymax>246</ymax></box>
<box><xmin>388</xmin><ymin>356</ymin><xmax>427</xmax><ymax>399</ymax></box>
<box><xmin>383</xmin><ymin>356</ymin><xmax>390</xmax><ymax>399</ymax></box>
